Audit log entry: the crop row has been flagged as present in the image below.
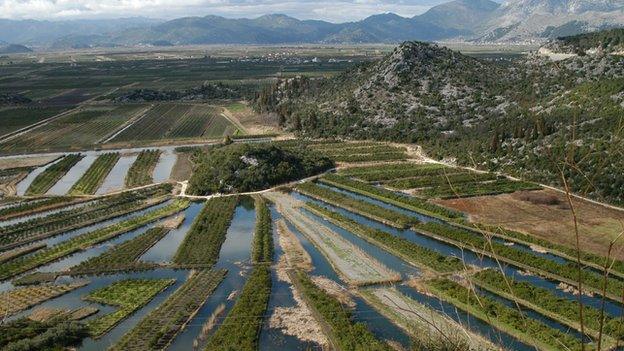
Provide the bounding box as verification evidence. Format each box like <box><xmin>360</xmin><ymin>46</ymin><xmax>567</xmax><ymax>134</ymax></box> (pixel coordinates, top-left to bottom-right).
<box><xmin>424</xmin><ymin>278</ymin><xmax>583</xmax><ymax>351</ymax></box>
<box><xmin>307</xmin><ymin>141</ymin><xmax>385</xmax><ymax>150</ymax></box>
<box><xmin>306</xmin><ymin>203</ymin><xmax>463</xmax><ymax>273</ymax></box>
<box><xmin>472</xmin><ymin>269</ymin><xmax>623</xmax><ymax>341</ymax></box>
<box><xmin>0</xmin><ymin>282</ymin><xmax>87</xmax><ymax>317</ymax></box>
<box><xmin>0</xmin><ymin>195</ymin><xmax>165</xmax><ymax>250</ymax></box>
<box><xmin>69</xmin><ymin>153</ymin><xmax>120</xmax><ymax>195</ymax></box>
<box><xmin>204</xmin><ymin>196</ymin><xmax>274</xmax><ymax>350</ymax></box>
<box><xmin>251</xmin><ymin>197</ymin><xmax>273</xmax><ymax>264</ymax></box>
<box><xmin>25</xmin><ymin>154</ymin><xmax>83</xmax><ymax>195</ymax></box>
<box><xmin>319</xmin><ymin>173</ymin><xmax>462</xmax><ymax>219</ymax></box>
<box><xmin>0</xmin><ymin>196</ymin><xmax>78</xmax><ymax>220</ymax></box>
<box><xmin>473</xmin><ymin>224</ymin><xmax>624</xmax><ymax>278</ymax></box>
<box><xmin>111</xmin><ymin>269</ymin><xmax>227</xmax><ymax>351</ymax></box>
<box><xmin>69</xmin><ymin>227</ymin><xmax>169</xmax><ymax>275</ymax></box>
<box><xmin>317</xmin><ymin>145</ymin><xmax>406</xmax><ymax>157</ymax></box>
<box><xmin>329</xmin><ymin>152</ymin><xmax>407</xmax><ymax>163</ymax></box>
<box><xmin>85</xmin><ymin>278</ymin><xmax>175</xmax><ymax>337</ymax></box>
<box><xmin>419</xmin><ymin>179</ymin><xmax>541</xmax><ymax>198</ymax></box>
<box><xmin>0</xmin><ymin>200</ymin><xmax>189</xmax><ymax>280</ymax></box>
<box><xmin>295</xmin><ymin>182</ymin><xmax>417</xmax><ymax>228</ymax></box>
<box><xmin>414</xmin><ymin>221</ymin><xmax>624</xmax><ymax>299</ymax></box>
<box><xmin>173</xmin><ymin>197</ymin><xmax>238</xmax><ymax>267</ymax></box>
<box><xmin>125</xmin><ymin>150</ymin><xmax>161</xmax><ymax>188</ymax></box>
<box><xmin>386</xmin><ymin>171</ymin><xmax>499</xmax><ymax>190</ymax></box>
<box><xmin>205</xmin><ymin>267</ymin><xmax>271</xmax><ymax>350</ymax></box>
<box><xmin>339</xmin><ymin>162</ymin><xmax>449</xmax><ymax>177</ymax></box>
<box><xmin>338</xmin><ymin>162</ymin><xmax>446</xmax><ymax>178</ymax></box>
<box><xmin>291</xmin><ymin>269</ymin><xmax>393</xmax><ymax>351</ymax></box>
<box><xmin>0</xmin><ymin>184</ymin><xmax>172</xmax><ymax>249</ymax></box>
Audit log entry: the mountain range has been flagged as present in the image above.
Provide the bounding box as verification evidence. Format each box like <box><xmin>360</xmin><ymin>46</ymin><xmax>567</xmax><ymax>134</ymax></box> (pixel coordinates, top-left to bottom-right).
<box><xmin>1</xmin><ymin>0</ymin><xmax>624</xmax><ymax>48</ymax></box>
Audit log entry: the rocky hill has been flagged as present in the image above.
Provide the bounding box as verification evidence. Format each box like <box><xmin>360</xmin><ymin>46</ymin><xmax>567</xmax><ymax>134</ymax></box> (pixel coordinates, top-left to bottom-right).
<box><xmin>256</xmin><ymin>34</ymin><xmax>624</xmax><ymax>204</ymax></box>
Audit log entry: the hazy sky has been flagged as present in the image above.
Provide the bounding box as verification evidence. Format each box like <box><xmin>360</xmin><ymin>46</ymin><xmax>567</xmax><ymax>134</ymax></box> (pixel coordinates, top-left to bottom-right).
<box><xmin>0</xmin><ymin>0</ymin><xmax>462</xmax><ymax>22</ymax></box>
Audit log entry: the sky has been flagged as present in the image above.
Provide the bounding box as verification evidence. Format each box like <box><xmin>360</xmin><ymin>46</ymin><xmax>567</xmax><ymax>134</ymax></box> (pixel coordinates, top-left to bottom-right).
<box><xmin>0</xmin><ymin>0</ymin><xmax>460</xmax><ymax>23</ymax></box>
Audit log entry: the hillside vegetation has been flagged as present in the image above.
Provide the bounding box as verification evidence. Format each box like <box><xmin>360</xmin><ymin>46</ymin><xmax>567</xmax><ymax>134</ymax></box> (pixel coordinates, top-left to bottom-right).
<box><xmin>256</xmin><ymin>36</ymin><xmax>624</xmax><ymax>204</ymax></box>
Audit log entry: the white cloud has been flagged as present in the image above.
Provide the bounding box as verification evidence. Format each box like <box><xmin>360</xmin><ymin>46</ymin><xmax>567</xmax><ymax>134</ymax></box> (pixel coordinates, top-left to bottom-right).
<box><xmin>0</xmin><ymin>0</ymin><xmax>445</xmax><ymax>22</ymax></box>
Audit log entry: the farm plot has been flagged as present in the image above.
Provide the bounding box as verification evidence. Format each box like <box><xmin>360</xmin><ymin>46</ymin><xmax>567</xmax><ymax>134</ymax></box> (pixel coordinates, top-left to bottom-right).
<box><xmin>337</xmin><ymin>163</ymin><xmax>449</xmax><ymax>182</ymax></box>
<box><xmin>0</xmin><ymin>185</ymin><xmax>171</xmax><ymax>250</ymax></box>
<box><xmin>0</xmin><ymin>199</ymin><xmax>189</xmax><ymax>280</ymax></box>
<box><xmin>311</xmin><ymin>143</ymin><xmax>409</xmax><ymax>163</ymax></box>
<box><xmin>266</xmin><ymin>191</ymin><xmax>400</xmax><ymax>286</ymax></box>
<box><xmin>319</xmin><ymin>173</ymin><xmax>462</xmax><ymax>219</ymax></box>
<box><xmin>0</xmin><ymin>105</ymin><xmax>144</xmax><ymax>153</ymax></box>
<box><xmin>0</xmin><ymin>106</ymin><xmax>67</xmax><ymax>136</ymax></box>
<box><xmin>0</xmin><ymin>196</ymin><xmax>81</xmax><ymax>220</ymax></box>
<box><xmin>25</xmin><ymin>154</ymin><xmax>83</xmax><ymax>195</ymax></box>
<box><xmin>0</xmin><ymin>282</ymin><xmax>88</xmax><ymax>317</ymax></box>
<box><xmin>205</xmin><ymin>197</ymin><xmax>272</xmax><ymax>350</ymax></box>
<box><xmin>85</xmin><ymin>278</ymin><xmax>175</xmax><ymax>337</ymax></box>
<box><xmin>69</xmin><ymin>153</ymin><xmax>120</xmax><ymax>195</ymax></box>
<box><xmin>295</xmin><ymin>182</ymin><xmax>417</xmax><ymax>228</ymax></box>
<box><xmin>111</xmin><ymin>269</ymin><xmax>227</xmax><ymax>351</ymax></box>
<box><xmin>70</xmin><ymin>227</ymin><xmax>170</xmax><ymax>274</ymax></box>
<box><xmin>125</xmin><ymin>150</ymin><xmax>161</xmax><ymax>188</ymax></box>
<box><xmin>417</xmin><ymin>178</ymin><xmax>541</xmax><ymax>199</ymax></box>
<box><xmin>359</xmin><ymin>287</ymin><xmax>494</xmax><ymax>350</ymax></box>
<box><xmin>110</xmin><ymin>104</ymin><xmax>237</xmax><ymax>142</ymax></box>
<box><xmin>173</xmin><ymin>196</ymin><xmax>238</xmax><ymax>267</ymax></box>
<box><xmin>422</xmin><ymin>278</ymin><xmax>583</xmax><ymax>351</ymax></box>
<box><xmin>290</xmin><ymin>269</ymin><xmax>393</xmax><ymax>351</ymax></box>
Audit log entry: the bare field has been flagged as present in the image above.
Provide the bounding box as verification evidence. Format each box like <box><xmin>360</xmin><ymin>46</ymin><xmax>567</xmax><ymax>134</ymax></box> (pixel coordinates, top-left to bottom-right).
<box><xmin>222</xmin><ymin>102</ymin><xmax>279</xmax><ymax>135</ymax></box>
<box><xmin>436</xmin><ymin>189</ymin><xmax>624</xmax><ymax>260</ymax></box>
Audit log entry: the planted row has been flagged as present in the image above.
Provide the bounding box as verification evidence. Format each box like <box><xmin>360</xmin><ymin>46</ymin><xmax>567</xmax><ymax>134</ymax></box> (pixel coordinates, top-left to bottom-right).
<box><xmin>338</xmin><ymin>162</ymin><xmax>446</xmax><ymax>178</ymax></box>
<box><xmin>318</xmin><ymin>145</ymin><xmax>406</xmax><ymax>157</ymax></box>
<box><xmin>252</xmin><ymin>197</ymin><xmax>273</xmax><ymax>264</ymax></box>
<box><xmin>205</xmin><ymin>196</ymin><xmax>275</xmax><ymax>349</ymax></box>
<box><xmin>69</xmin><ymin>227</ymin><xmax>169</xmax><ymax>274</ymax></box>
<box><xmin>307</xmin><ymin>203</ymin><xmax>463</xmax><ymax>273</ymax></box>
<box><xmin>85</xmin><ymin>279</ymin><xmax>174</xmax><ymax>337</ymax></box>
<box><xmin>69</xmin><ymin>153</ymin><xmax>120</xmax><ymax>195</ymax></box>
<box><xmin>425</xmin><ymin>278</ymin><xmax>583</xmax><ymax>351</ymax></box>
<box><xmin>125</xmin><ymin>150</ymin><xmax>161</xmax><ymax>188</ymax></box>
<box><xmin>386</xmin><ymin>171</ymin><xmax>498</xmax><ymax>190</ymax></box>
<box><xmin>0</xmin><ymin>200</ymin><xmax>189</xmax><ymax>280</ymax></box>
<box><xmin>0</xmin><ymin>197</ymin><xmax>77</xmax><ymax>220</ymax></box>
<box><xmin>0</xmin><ymin>184</ymin><xmax>172</xmax><ymax>249</ymax></box>
<box><xmin>415</xmin><ymin>221</ymin><xmax>624</xmax><ymax>298</ymax></box>
<box><xmin>295</xmin><ymin>182</ymin><xmax>417</xmax><ymax>228</ymax></box>
<box><xmin>472</xmin><ymin>269</ymin><xmax>623</xmax><ymax>340</ymax></box>
<box><xmin>173</xmin><ymin>197</ymin><xmax>238</xmax><ymax>267</ymax></box>
<box><xmin>111</xmin><ymin>269</ymin><xmax>226</xmax><ymax>350</ymax></box>
<box><xmin>25</xmin><ymin>154</ymin><xmax>83</xmax><ymax>195</ymax></box>
<box><xmin>329</xmin><ymin>152</ymin><xmax>407</xmax><ymax>163</ymax></box>
<box><xmin>292</xmin><ymin>270</ymin><xmax>393</xmax><ymax>351</ymax></box>
<box><xmin>320</xmin><ymin>173</ymin><xmax>462</xmax><ymax>219</ymax></box>
<box><xmin>420</xmin><ymin>179</ymin><xmax>541</xmax><ymax>199</ymax></box>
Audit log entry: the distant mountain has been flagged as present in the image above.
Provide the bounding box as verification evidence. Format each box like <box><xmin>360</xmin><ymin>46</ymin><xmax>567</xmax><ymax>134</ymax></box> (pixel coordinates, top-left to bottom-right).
<box><xmin>477</xmin><ymin>0</ymin><xmax>624</xmax><ymax>42</ymax></box>
<box><xmin>0</xmin><ymin>17</ymin><xmax>163</xmax><ymax>46</ymax></box>
<box><xmin>418</xmin><ymin>0</ymin><xmax>499</xmax><ymax>33</ymax></box>
<box><xmin>3</xmin><ymin>0</ymin><xmax>624</xmax><ymax>46</ymax></box>
<box><xmin>0</xmin><ymin>44</ymin><xmax>33</xmax><ymax>54</ymax></box>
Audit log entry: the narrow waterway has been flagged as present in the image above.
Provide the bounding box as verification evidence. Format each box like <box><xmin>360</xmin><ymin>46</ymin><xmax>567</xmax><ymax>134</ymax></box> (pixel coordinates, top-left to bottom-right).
<box><xmin>15</xmin><ymin>157</ymin><xmax>63</xmax><ymax>195</ymax></box>
<box><xmin>47</xmin><ymin>154</ymin><xmax>96</xmax><ymax>195</ymax></box>
<box><xmin>96</xmin><ymin>154</ymin><xmax>137</xmax><ymax>195</ymax></box>
<box><xmin>166</xmin><ymin>198</ymin><xmax>256</xmax><ymax>350</ymax></box>
<box><xmin>153</xmin><ymin>150</ymin><xmax>177</xmax><ymax>183</ymax></box>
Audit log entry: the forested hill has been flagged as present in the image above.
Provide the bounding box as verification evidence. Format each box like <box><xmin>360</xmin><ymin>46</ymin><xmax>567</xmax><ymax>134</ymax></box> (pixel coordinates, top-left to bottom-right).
<box><xmin>255</xmin><ymin>38</ymin><xmax>624</xmax><ymax>205</ymax></box>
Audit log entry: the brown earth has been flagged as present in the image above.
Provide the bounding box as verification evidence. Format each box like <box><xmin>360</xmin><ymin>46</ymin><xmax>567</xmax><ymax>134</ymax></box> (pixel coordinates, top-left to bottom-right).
<box><xmin>170</xmin><ymin>152</ymin><xmax>193</xmax><ymax>181</ymax></box>
<box><xmin>435</xmin><ymin>189</ymin><xmax>624</xmax><ymax>260</ymax></box>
